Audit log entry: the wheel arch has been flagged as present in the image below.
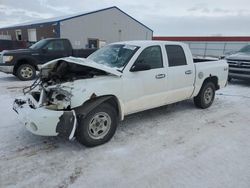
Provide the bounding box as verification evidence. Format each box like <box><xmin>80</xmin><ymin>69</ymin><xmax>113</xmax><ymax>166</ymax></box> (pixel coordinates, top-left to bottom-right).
<box><xmin>13</xmin><ymin>58</ymin><xmax>39</xmax><ymax>74</ymax></box>
<box><xmin>202</xmin><ymin>75</ymin><xmax>219</xmax><ymax>90</ymax></box>
<box><xmin>74</xmin><ymin>95</ymin><xmax>124</xmax><ymax>121</ymax></box>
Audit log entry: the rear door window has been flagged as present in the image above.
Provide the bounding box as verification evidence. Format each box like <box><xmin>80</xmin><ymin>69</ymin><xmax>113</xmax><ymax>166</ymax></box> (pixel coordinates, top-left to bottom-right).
<box><xmin>165</xmin><ymin>45</ymin><xmax>187</xmax><ymax>67</ymax></box>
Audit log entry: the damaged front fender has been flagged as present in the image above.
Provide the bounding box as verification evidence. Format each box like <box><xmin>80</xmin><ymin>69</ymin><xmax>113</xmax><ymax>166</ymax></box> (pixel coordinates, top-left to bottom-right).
<box><xmin>56</xmin><ymin>110</ymin><xmax>77</xmax><ymax>140</ymax></box>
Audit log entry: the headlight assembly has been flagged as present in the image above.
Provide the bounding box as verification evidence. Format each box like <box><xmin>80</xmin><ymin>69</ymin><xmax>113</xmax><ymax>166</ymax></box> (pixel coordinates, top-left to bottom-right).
<box><xmin>46</xmin><ymin>88</ymin><xmax>73</xmax><ymax>110</ymax></box>
<box><xmin>3</xmin><ymin>56</ymin><xmax>13</xmax><ymax>63</ymax></box>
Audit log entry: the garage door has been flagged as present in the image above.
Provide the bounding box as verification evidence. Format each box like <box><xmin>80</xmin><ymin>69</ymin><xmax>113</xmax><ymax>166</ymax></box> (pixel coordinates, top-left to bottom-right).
<box><xmin>28</xmin><ymin>29</ymin><xmax>37</xmax><ymax>42</ymax></box>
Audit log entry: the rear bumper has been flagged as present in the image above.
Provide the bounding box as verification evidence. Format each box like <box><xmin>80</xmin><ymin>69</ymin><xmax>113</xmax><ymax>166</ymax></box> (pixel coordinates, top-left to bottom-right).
<box><xmin>13</xmin><ymin>97</ymin><xmax>77</xmax><ymax>139</ymax></box>
<box><xmin>0</xmin><ymin>65</ymin><xmax>14</xmax><ymax>74</ymax></box>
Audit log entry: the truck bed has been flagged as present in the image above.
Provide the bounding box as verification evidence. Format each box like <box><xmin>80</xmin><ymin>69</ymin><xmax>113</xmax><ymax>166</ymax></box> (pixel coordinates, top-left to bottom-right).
<box><xmin>192</xmin><ymin>59</ymin><xmax>228</xmax><ymax>97</ymax></box>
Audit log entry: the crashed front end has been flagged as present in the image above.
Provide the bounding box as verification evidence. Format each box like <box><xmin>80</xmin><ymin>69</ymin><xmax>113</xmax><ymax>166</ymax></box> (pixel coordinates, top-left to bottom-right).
<box><xmin>13</xmin><ymin>82</ymin><xmax>77</xmax><ymax>139</ymax></box>
<box><xmin>13</xmin><ymin>57</ymin><xmax>121</xmax><ymax>139</ymax></box>
<box><xmin>13</xmin><ymin>57</ymin><xmax>118</xmax><ymax>139</ymax></box>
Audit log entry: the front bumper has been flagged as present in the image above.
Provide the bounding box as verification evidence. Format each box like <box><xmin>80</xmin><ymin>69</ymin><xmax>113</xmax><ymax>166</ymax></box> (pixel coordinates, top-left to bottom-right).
<box><xmin>13</xmin><ymin>97</ymin><xmax>77</xmax><ymax>139</ymax></box>
<box><xmin>0</xmin><ymin>65</ymin><xmax>14</xmax><ymax>74</ymax></box>
<box><xmin>229</xmin><ymin>72</ymin><xmax>250</xmax><ymax>80</ymax></box>
<box><xmin>227</xmin><ymin>59</ymin><xmax>250</xmax><ymax>80</ymax></box>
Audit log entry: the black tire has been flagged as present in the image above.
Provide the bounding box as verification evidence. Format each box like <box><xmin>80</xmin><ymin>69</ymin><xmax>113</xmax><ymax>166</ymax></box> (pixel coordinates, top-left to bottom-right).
<box><xmin>194</xmin><ymin>82</ymin><xmax>215</xmax><ymax>109</ymax></box>
<box><xmin>16</xmin><ymin>64</ymin><xmax>36</xmax><ymax>81</ymax></box>
<box><xmin>76</xmin><ymin>103</ymin><xmax>118</xmax><ymax>147</ymax></box>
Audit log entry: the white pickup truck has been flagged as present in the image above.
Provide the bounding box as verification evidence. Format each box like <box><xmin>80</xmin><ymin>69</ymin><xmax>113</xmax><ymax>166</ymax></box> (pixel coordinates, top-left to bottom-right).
<box><xmin>13</xmin><ymin>41</ymin><xmax>228</xmax><ymax>147</ymax></box>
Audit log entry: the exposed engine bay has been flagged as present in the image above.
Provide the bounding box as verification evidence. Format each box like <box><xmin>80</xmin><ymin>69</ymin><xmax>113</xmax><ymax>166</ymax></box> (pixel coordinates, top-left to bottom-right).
<box><xmin>23</xmin><ymin>59</ymin><xmax>109</xmax><ymax>111</ymax></box>
<box><xmin>40</xmin><ymin>60</ymin><xmax>107</xmax><ymax>85</ymax></box>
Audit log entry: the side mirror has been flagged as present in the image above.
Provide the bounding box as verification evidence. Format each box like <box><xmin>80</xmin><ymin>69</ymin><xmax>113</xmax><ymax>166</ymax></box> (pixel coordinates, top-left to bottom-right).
<box><xmin>130</xmin><ymin>62</ymin><xmax>151</xmax><ymax>72</ymax></box>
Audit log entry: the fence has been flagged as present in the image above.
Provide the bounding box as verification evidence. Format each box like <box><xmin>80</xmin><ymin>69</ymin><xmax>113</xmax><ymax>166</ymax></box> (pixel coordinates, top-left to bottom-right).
<box><xmin>183</xmin><ymin>41</ymin><xmax>250</xmax><ymax>58</ymax></box>
<box><xmin>153</xmin><ymin>36</ymin><xmax>250</xmax><ymax>58</ymax></box>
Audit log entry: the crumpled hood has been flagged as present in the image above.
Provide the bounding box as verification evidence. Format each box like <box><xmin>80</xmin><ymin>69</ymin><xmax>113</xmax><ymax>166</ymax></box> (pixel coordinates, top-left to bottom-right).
<box><xmin>41</xmin><ymin>56</ymin><xmax>122</xmax><ymax>77</ymax></box>
<box><xmin>226</xmin><ymin>52</ymin><xmax>250</xmax><ymax>61</ymax></box>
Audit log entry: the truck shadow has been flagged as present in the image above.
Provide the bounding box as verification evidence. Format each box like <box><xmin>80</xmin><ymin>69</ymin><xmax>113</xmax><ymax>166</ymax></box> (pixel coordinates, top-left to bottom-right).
<box><xmin>0</xmin><ymin>75</ymin><xmax>20</xmax><ymax>82</ymax></box>
<box><xmin>0</xmin><ymin>73</ymin><xmax>37</xmax><ymax>83</ymax></box>
<box><xmin>116</xmin><ymin>100</ymin><xmax>196</xmax><ymax>137</ymax></box>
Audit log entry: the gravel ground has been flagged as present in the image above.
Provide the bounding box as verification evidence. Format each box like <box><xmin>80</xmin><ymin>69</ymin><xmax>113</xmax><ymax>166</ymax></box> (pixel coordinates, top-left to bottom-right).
<box><xmin>0</xmin><ymin>72</ymin><xmax>250</xmax><ymax>188</ymax></box>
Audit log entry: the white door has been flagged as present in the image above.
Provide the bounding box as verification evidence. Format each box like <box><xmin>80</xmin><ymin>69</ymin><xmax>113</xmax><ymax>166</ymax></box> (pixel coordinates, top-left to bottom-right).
<box><xmin>28</xmin><ymin>29</ymin><xmax>37</xmax><ymax>42</ymax></box>
<box><xmin>164</xmin><ymin>45</ymin><xmax>195</xmax><ymax>103</ymax></box>
<box><xmin>123</xmin><ymin>45</ymin><xmax>168</xmax><ymax>115</ymax></box>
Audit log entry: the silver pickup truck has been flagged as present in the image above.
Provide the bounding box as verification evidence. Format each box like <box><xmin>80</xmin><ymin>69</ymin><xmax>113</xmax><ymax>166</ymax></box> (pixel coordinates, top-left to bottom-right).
<box><xmin>226</xmin><ymin>45</ymin><xmax>250</xmax><ymax>81</ymax></box>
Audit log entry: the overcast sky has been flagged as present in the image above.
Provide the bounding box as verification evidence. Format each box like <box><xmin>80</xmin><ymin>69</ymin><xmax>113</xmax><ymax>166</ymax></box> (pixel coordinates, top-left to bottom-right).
<box><xmin>0</xmin><ymin>0</ymin><xmax>250</xmax><ymax>36</ymax></box>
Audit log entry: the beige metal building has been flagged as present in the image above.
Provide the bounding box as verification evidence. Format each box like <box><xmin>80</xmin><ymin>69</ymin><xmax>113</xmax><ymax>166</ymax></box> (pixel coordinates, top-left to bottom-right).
<box><xmin>0</xmin><ymin>6</ymin><xmax>153</xmax><ymax>49</ymax></box>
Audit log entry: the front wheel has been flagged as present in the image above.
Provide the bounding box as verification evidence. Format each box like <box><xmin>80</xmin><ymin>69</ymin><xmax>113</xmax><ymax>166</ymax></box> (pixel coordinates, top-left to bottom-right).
<box><xmin>194</xmin><ymin>82</ymin><xmax>215</xmax><ymax>109</ymax></box>
<box><xmin>16</xmin><ymin>64</ymin><xmax>36</xmax><ymax>81</ymax></box>
<box><xmin>76</xmin><ymin>103</ymin><xmax>118</xmax><ymax>147</ymax></box>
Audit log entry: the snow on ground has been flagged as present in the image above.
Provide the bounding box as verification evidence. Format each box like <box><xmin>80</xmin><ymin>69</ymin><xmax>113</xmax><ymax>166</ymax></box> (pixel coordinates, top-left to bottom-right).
<box><xmin>0</xmin><ymin>72</ymin><xmax>250</xmax><ymax>188</ymax></box>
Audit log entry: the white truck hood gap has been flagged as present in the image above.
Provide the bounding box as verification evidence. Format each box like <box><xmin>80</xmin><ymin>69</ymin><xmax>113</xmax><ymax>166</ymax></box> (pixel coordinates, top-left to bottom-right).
<box><xmin>41</xmin><ymin>56</ymin><xmax>122</xmax><ymax>77</ymax></box>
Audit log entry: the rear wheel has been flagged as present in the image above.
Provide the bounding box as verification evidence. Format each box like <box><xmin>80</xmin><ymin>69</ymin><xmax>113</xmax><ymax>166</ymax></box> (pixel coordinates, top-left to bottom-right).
<box><xmin>76</xmin><ymin>103</ymin><xmax>118</xmax><ymax>147</ymax></box>
<box><xmin>194</xmin><ymin>82</ymin><xmax>215</xmax><ymax>109</ymax></box>
<box><xmin>16</xmin><ymin>64</ymin><xmax>36</xmax><ymax>81</ymax></box>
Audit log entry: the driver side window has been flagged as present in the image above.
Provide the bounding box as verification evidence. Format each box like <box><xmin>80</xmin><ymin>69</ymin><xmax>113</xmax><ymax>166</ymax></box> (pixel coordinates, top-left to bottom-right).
<box><xmin>134</xmin><ymin>46</ymin><xmax>163</xmax><ymax>69</ymax></box>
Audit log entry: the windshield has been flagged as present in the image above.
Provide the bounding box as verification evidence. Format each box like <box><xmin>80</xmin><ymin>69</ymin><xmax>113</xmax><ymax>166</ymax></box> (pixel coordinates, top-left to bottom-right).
<box><xmin>239</xmin><ymin>45</ymin><xmax>250</xmax><ymax>53</ymax></box>
<box><xmin>87</xmin><ymin>44</ymin><xmax>139</xmax><ymax>69</ymax></box>
<box><xmin>29</xmin><ymin>39</ymin><xmax>48</xmax><ymax>50</ymax></box>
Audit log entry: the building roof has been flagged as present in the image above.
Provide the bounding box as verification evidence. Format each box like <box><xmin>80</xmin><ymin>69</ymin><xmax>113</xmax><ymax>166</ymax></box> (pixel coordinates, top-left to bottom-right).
<box><xmin>113</xmin><ymin>40</ymin><xmax>185</xmax><ymax>47</ymax></box>
<box><xmin>153</xmin><ymin>36</ymin><xmax>250</xmax><ymax>42</ymax></box>
<box><xmin>0</xmin><ymin>6</ymin><xmax>153</xmax><ymax>31</ymax></box>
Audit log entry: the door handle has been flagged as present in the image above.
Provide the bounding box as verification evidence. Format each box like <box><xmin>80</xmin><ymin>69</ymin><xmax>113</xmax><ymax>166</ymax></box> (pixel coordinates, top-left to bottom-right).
<box><xmin>155</xmin><ymin>74</ymin><xmax>166</xmax><ymax>79</ymax></box>
<box><xmin>185</xmin><ymin>70</ymin><xmax>193</xmax><ymax>75</ymax></box>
